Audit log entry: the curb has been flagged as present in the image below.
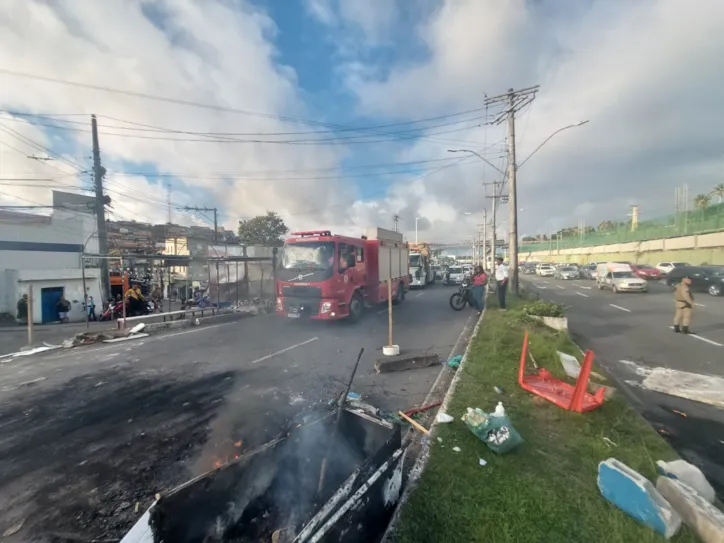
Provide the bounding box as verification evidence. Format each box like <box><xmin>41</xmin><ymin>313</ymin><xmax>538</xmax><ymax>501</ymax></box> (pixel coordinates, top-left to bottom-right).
<box><xmin>381</xmin><ymin>307</ymin><xmax>486</xmax><ymax>542</ymax></box>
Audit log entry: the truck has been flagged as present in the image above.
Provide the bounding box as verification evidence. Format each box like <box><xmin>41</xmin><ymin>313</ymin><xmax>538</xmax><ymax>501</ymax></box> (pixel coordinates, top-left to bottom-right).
<box><xmin>275</xmin><ymin>227</ymin><xmax>410</xmax><ymax>322</ymax></box>
<box><xmin>408</xmin><ymin>242</ymin><xmax>435</xmax><ymax>288</ymax></box>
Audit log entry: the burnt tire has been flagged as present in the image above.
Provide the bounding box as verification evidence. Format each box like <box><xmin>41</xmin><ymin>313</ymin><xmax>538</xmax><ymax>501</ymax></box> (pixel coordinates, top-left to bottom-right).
<box><xmin>348</xmin><ymin>293</ymin><xmax>364</xmax><ymax>323</ymax></box>
<box><xmin>450</xmin><ymin>292</ymin><xmax>466</xmax><ymax>311</ymax></box>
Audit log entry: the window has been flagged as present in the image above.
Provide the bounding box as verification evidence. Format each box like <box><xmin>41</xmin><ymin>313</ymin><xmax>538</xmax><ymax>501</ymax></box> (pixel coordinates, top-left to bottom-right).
<box><xmin>355</xmin><ymin>246</ymin><xmax>364</xmax><ymax>263</ymax></box>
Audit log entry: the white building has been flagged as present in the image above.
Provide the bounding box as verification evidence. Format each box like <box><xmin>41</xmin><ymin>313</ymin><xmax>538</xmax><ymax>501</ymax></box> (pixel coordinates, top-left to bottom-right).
<box><xmin>0</xmin><ymin>191</ymin><xmax>102</xmax><ymax>323</ymax></box>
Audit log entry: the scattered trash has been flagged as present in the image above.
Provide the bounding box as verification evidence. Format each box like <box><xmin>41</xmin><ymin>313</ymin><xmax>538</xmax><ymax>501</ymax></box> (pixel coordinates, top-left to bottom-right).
<box><xmin>436</xmin><ymin>413</ymin><xmax>454</xmax><ymax>424</ymax></box>
<box><xmin>129</xmin><ymin>322</ymin><xmax>146</xmax><ymax>334</ymax></box>
<box><xmin>447</xmin><ymin>354</ymin><xmax>463</xmax><ymax>369</ymax></box>
<box><xmin>3</xmin><ymin>518</ymin><xmax>24</xmax><ymax>537</ymax></box>
<box><xmin>135</xmin><ymin>502</ymin><xmax>140</xmax><ymax>513</ymax></box>
<box><xmin>479</xmin><ymin>458</ymin><xmax>487</xmax><ymax>466</ymax></box>
<box><xmin>452</xmin><ymin>447</ymin><xmax>461</xmax><ymax>453</ymax></box>
<box><xmin>603</xmin><ymin>437</ymin><xmax>618</xmax><ymax>448</ymax></box>
<box><xmin>494</xmin><ymin>386</ymin><xmax>504</xmax><ymax>394</ymax></box>
<box><xmin>658</xmin><ymin>427</ymin><xmax>672</xmax><ymax>436</ymax></box>
<box><xmin>437</xmin><ymin>437</ymin><xmax>443</xmax><ymax>443</ymax></box>
<box><xmin>94</xmin><ymin>381</ymin><xmax>106</xmax><ymax>387</ymax></box>
<box><xmin>462</xmin><ymin>406</ymin><xmax>523</xmax><ymax>455</ymax></box>
<box><xmin>656</xmin><ymin>476</ymin><xmax>724</xmax><ymax>543</ymax></box>
<box><xmin>403</xmin><ymin>401</ymin><xmax>442</xmax><ymax>417</ymax></box>
<box><xmin>397</xmin><ymin>411</ymin><xmax>430</xmax><ymax>435</ymax></box>
<box><xmin>193</xmin><ymin>318</ymin><xmax>201</xmax><ymax>326</ymax></box>
<box><xmin>598</xmin><ymin>458</ymin><xmax>681</xmax><ymax>539</ymax></box>
<box><xmin>347</xmin><ymin>392</ymin><xmax>361</xmax><ymax>401</ymax></box>
<box><xmin>656</xmin><ymin>460</ymin><xmax>715</xmax><ymax>503</ymax></box>
<box><xmin>559</xmin><ymin>351</ymin><xmax>582</xmax><ymax>379</ymax></box>
<box><xmin>493</xmin><ymin>402</ymin><xmax>506</xmax><ymax>417</ymax></box>
<box><xmin>671</xmin><ymin>409</ymin><xmax>687</xmax><ymax>418</ymax></box>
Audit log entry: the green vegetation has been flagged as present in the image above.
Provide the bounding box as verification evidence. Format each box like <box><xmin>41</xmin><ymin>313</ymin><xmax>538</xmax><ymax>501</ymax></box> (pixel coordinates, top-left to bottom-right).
<box><xmin>394</xmin><ymin>300</ymin><xmax>696</xmax><ymax>543</ymax></box>
<box><xmin>522</xmin><ymin>299</ymin><xmax>565</xmax><ymax>317</ymax></box>
<box><xmin>237</xmin><ymin>211</ymin><xmax>289</xmax><ymax>247</ymax></box>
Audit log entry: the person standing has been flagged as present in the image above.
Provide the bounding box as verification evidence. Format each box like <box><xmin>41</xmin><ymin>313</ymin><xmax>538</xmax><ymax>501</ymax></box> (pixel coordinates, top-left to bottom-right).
<box><xmin>495</xmin><ymin>257</ymin><xmax>509</xmax><ymax>310</ymax></box>
<box><xmin>56</xmin><ymin>294</ymin><xmax>71</xmax><ymax>323</ymax></box>
<box><xmin>673</xmin><ymin>276</ymin><xmax>694</xmax><ymax>334</ymax></box>
<box><xmin>87</xmin><ymin>295</ymin><xmax>97</xmax><ymax>321</ymax></box>
<box><xmin>471</xmin><ymin>265</ymin><xmax>488</xmax><ymax>315</ymax></box>
<box><xmin>16</xmin><ymin>294</ymin><xmax>28</xmax><ymax>325</ymax></box>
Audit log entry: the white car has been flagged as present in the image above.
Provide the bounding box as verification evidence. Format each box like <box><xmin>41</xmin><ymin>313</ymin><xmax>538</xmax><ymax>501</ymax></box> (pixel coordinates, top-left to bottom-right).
<box><xmin>445</xmin><ymin>266</ymin><xmax>465</xmax><ymax>285</ymax></box>
<box><xmin>656</xmin><ymin>262</ymin><xmax>690</xmax><ymax>275</ymax></box>
<box><xmin>536</xmin><ymin>263</ymin><xmax>555</xmax><ymax>277</ymax></box>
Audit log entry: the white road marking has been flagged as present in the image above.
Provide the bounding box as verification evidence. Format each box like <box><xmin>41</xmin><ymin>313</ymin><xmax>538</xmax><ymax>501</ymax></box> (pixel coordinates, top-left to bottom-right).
<box><xmin>668</xmin><ymin>327</ymin><xmax>723</xmax><ymax>347</ymax></box>
<box><xmin>695</xmin><ymin>303</ymin><xmax>706</xmax><ymax>307</ymax></box>
<box><xmin>576</xmin><ymin>284</ymin><xmax>593</xmax><ymax>290</ymax></box>
<box><xmin>556</xmin><ymin>285</ymin><xmax>565</xmax><ymax>290</ymax></box>
<box><xmin>542</xmin><ymin>281</ymin><xmax>550</xmax><ymax>284</ymax></box>
<box><xmin>250</xmin><ymin>337</ymin><xmax>319</xmax><ymax>364</ymax></box>
<box><xmin>609</xmin><ymin>304</ymin><xmax>631</xmax><ymax>313</ymax></box>
<box><xmin>575</xmin><ymin>292</ymin><xmax>589</xmax><ymax>298</ymax></box>
<box><xmin>377</xmin><ymin>308</ymin><xmax>389</xmax><ymax>315</ymax></box>
<box><xmin>158</xmin><ymin>321</ymin><xmax>239</xmax><ymax>339</ymax></box>
<box><xmin>415</xmin><ymin>292</ymin><xmax>424</xmax><ymax>298</ymax></box>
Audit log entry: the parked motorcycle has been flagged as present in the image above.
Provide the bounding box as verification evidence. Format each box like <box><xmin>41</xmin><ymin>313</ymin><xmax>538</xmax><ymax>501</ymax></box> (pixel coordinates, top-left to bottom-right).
<box><xmin>449</xmin><ymin>280</ymin><xmax>473</xmax><ymax>311</ymax></box>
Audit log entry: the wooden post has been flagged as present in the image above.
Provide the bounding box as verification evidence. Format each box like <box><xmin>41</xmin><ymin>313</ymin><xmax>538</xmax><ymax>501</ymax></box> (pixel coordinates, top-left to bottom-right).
<box><xmin>387</xmin><ymin>245</ymin><xmax>393</xmax><ymax>346</ymax></box>
<box><xmin>27</xmin><ymin>285</ymin><xmax>34</xmax><ymax>346</ymax></box>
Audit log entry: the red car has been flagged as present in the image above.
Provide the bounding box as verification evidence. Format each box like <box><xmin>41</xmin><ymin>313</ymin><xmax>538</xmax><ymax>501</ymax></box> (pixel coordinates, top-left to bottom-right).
<box><xmin>631</xmin><ymin>264</ymin><xmax>662</xmax><ymax>280</ymax></box>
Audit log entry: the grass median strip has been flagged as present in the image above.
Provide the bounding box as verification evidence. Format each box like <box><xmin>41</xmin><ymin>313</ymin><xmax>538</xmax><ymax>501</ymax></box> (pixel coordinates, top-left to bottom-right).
<box><xmin>394</xmin><ymin>298</ymin><xmax>697</xmax><ymax>543</ymax></box>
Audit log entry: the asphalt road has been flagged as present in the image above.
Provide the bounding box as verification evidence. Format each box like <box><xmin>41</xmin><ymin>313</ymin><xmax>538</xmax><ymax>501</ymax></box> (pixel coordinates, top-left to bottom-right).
<box><xmin>521</xmin><ymin>274</ymin><xmax>724</xmax><ymax>498</ymax></box>
<box><xmin>0</xmin><ymin>283</ymin><xmax>474</xmax><ymax>542</ymax></box>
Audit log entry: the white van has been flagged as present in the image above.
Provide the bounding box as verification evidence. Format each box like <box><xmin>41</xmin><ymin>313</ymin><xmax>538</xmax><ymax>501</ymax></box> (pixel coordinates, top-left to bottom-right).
<box><xmin>596</xmin><ymin>263</ymin><xmax>648</xmax><ymax>293</ymax></box>
<box><xmin>536</xmin><ymin>263</ymin><xmax>555</xmax><ymax>277</ymax></box>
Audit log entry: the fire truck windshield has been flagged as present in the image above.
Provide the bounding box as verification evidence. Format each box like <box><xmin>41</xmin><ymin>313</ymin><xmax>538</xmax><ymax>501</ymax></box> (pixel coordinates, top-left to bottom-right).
<box><xmin>280</xmin><ymin>241</ymin><xmax>335</xmax><ymax>270</ymax></box>
<box><xmin>409</xmin><ymin>254</ymin><xmax>421</xmax><ymax>267</ymax></box>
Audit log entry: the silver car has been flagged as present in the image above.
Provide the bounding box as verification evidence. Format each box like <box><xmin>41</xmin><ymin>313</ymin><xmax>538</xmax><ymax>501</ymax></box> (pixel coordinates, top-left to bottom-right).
<box><xmin>555</xmin><ymin>266</ymin><xmax>579</xmax><ymax>280</ymax></box>
<box><xmin>445</xmin><ymin>266</ymin><xmax>465</xmax><ymax>285</ymax></box>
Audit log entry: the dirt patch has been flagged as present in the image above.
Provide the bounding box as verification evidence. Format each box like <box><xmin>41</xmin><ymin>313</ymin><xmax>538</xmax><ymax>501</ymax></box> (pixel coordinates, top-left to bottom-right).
<box><xmin>0</xmin><ymin>369</ymin><xmax>236</xmax><ymax>542</ymax></box>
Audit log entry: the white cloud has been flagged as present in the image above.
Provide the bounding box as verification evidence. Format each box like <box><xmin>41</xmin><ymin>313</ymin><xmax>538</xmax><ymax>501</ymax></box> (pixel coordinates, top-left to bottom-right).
<box><xmin>344</xmin><ymin>0</ymin><xmax>724</xmax><ymax>241</ymax></box>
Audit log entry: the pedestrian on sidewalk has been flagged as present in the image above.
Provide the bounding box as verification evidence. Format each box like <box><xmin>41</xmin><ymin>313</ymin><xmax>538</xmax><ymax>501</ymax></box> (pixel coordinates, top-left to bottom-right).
<box><xmin>495</xmin><ymin>257</ymin><xmax>509</xmax><ymax>310</ymax></box>
<box><xmin>16</xmin><ymin>294</ymin><xmax>28</xmax><ymax>325</ymax></box>
<box><xmin>56</xmin><ymin>295</ymin><xmax>71</xmax><ymax>323</ymax></box>
<box><xmin>87</xmin><ymin>295</ymin><xmax>97</xmax><ymax>321</ymax></box>
<box><xmin>673</xmin><ymin>275</ymin><xmax>694</xmax><ymax>334</ymax></box>
<box><xmin>471</xmin><ymin>265</ymin><xmax>488</xmax><ymax>315</ymax></box>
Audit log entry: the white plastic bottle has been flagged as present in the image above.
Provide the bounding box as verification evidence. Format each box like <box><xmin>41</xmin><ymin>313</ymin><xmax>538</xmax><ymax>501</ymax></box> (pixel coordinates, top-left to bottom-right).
<box><xmin>493</xmin><ymin>402</ymin><xmax>506</xmax><ymax>417</ymax></box>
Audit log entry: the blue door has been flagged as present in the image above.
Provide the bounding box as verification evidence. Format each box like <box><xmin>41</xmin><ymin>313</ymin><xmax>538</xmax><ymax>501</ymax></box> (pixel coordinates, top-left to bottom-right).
<box><xmin>41</xmin><ymin>287</ymin><xmax>64</xmax><ymax>323</ymax></box>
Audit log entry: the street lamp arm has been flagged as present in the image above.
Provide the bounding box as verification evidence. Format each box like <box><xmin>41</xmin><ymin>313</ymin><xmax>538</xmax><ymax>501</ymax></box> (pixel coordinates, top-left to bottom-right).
<box><xmin>517</xmin><ymin>120</ymin><xmax>589</xmax><ymax>170</ymax></box>
<box><xmin>447</xmin><ymin>149</ymin><xmax>506</xmax><ymax>176</ymax></box>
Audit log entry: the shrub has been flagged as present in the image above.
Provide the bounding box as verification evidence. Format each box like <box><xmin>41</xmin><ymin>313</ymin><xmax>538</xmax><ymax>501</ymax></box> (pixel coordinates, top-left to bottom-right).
<box><xmin>523</xmin><ymin>300</ymin><xmax>565</xmax><ymax>318</ymax></box>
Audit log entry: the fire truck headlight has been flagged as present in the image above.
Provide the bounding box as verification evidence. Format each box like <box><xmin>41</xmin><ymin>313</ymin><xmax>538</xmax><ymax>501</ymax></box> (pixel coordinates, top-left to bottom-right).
<box><xmin>320</xmin><ymin>301</ymin><xmax>332</xmax><ymax>314</ymax></box>
<box><xmin>276</xmin><ymin>298</ymin><xmax>283</xmax><ymax>311</ymax></box>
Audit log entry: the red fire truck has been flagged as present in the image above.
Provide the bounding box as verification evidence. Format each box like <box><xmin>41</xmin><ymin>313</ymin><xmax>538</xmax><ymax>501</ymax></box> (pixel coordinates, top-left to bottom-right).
<box><xmin>275</xmin><ymin>227</ymin><xmax>410</xmax><ymax>321</ymax></box>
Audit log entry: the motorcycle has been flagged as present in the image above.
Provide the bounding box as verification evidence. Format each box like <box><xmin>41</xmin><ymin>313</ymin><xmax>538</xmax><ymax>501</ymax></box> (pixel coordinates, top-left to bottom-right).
<box><xmin>449</xmin><ymin>279</ymin><xmax>474</xmax><ymax>311</ymax></box>
<box><xmin>99</xmin><ymin>300</ymin><xmax>124</xmax><ymax>321</ymax></box>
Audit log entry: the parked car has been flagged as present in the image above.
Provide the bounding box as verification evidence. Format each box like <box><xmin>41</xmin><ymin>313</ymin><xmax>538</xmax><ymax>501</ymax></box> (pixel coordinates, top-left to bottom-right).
<box><xmin>656</xmin><ymin>261</ymin><xmax>690</xmax><ymax>275</ymax></box>
<box><xmin>631</xmin><ymin>264</ymin><xmax>662</xmax><ymax>280</ymax></box>
<box><xmin>666</xmin><ymin>266</ymin><xmax>724</xmax><ymax>296</ymax></box>
<box><xmin>444</xmin><ymin>266</ymin><xmax>465</xmax><ymax>286</ymax></box>
<box><xmin>554</xmin><ymin>266</ymin><xmax>579</xmax><ymax>280</ymax></box>
<box><xmin>536</xmin><ymin>263</ymin><xmax>555</xmax><ymax>277</ymax></box>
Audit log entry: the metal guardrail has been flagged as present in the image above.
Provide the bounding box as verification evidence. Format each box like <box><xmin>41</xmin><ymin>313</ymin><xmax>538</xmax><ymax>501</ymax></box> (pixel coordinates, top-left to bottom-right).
<box><xmin>116</xmin><ymin>307</ymin><xmax>232</xmax><ymax>329</ymax></box>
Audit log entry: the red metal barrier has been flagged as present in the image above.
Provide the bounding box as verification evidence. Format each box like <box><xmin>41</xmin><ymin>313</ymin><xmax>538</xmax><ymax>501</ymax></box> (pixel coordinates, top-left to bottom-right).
<box><xmin>518</xmin><ymin>331</ymin><xmax>606</xmax><ymax>413</ymax></box>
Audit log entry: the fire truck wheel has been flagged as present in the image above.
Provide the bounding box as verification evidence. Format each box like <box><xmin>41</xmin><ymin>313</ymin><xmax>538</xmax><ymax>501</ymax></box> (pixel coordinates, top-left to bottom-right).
<box><xmin>392</xmin><ymin>282</ymin><xmax>405</xmax><ymax>306</ymax></box>
<box><xmin>348</xmin><ymin>292</ymin><xmax>364</xmax><ymax>322</ymax></box>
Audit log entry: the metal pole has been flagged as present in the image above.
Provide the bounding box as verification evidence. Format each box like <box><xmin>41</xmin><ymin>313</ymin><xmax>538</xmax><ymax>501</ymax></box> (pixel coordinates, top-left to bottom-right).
<box><xmin>81</xmin><ymin>252</ymin><xmax>88</xmax><ymax>328</ymax></box>
<box><xmin>388</xmin><ymin>245</ymin><xmax>393</xmax><ymax>347</ymax></box>
<box><xmin>491</xmin><ymin>182</ymin><xmax>497</xmax><ymax>262</ymax></box>
<box><xmin>482</xmin><ymin>210</ymin><xmax>488</xmax><ymax>270</ymax></box>
<box><xmin>91</xmin><ymin>115</ymin><xmax>110</xmax><ymax>302</ymax></box>
<box><xmin>121</xmin><ymin>257</ymin><xmax>127</xmax><ymax>329</ymax></box>
<box><xmin>507</xmin><ymin>89</ymin><xmax>519</xmax><ymax>295</ymax></box>
<box><xmin>27</xmin><ymin>285</ymin><xmax>34</xmax><ymax>346</ymax></box>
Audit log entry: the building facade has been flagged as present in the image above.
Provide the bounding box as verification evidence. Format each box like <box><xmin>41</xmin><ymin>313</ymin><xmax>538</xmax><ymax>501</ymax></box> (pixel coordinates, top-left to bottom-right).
<box><xmin>0</xmin><ymin>191</ymin><xmax>102</xmax><ymax>323</ymax></box>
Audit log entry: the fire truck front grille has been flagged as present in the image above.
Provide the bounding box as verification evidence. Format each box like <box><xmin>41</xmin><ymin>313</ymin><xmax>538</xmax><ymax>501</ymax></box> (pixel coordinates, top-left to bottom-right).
<box><xmin>282</xmin><ymin>286</ymin><xmax>323</xmax><ymax>299</ymax></box>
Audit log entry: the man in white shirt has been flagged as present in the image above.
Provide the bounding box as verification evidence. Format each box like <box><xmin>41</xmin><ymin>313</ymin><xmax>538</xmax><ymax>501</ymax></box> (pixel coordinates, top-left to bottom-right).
<box><xmin>495</xmin><ymin>257</ymin><xmax>509</xmax><ymax>310</ymax></box>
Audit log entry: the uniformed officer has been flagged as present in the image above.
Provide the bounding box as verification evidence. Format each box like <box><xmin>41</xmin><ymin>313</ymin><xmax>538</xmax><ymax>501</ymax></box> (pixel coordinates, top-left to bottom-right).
<box><xmin>673</xmin><ymin>275</ymin><xmax>694</xmax><ymax>334</ymax></box>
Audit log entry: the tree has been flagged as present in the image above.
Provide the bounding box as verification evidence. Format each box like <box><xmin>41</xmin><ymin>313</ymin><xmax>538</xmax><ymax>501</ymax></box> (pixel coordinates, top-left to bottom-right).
<box><xmin>597</xmin><ymin>220</ymin><xmax>615</xmax><ymax>231</ymax></box>
<box><xmin>237</xmin><ymin>211</ymin><xmax>289</xmax><ymax>247</ymax></box>
<box><xmin>693</xmin><ymin>194</ymin><xmax>711</xmax><ymax>211</ymax></box>
<box><xmin>522</xmin><ymin>236</ymin><xmax>537</xmax><ymax>242</ymax></box>
<box><xmin>711</xmin><ymin>183</ymin><xmax>724</xmax><ymax>204</ymax></box>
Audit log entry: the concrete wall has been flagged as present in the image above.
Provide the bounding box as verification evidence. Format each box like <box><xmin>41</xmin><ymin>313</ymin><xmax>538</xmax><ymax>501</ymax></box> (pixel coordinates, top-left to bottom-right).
<box><xmin>11</xmin><ymin>269</ymin><xmax>102</xmax><ymax>324</ymax></box>
<box><xmin>523</xmin><ymin>232</ymin><xmax>724</xmax><ymax>265</ymax></box>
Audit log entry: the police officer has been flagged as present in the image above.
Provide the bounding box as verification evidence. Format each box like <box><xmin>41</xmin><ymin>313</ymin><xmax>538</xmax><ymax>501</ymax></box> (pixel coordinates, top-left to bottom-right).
<box><xmin>673</xmin><ymin>275</ymin><xmax>694</xmax><ymax>334</ymax></box>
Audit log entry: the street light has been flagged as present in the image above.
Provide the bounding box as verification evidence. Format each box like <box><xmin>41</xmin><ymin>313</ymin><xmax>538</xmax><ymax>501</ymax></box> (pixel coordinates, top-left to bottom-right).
<box><xmin>415</xmin><ymin>217</ymin><xmax>420</xmax><ymax>244</ymax></box>
<box><xmin>447</xmin><ymin>149</ymin><xmax>506</xmax><ymax>175</ymax></box>
<box><xmin>517</xmin><ymin>120</ymin><xmax>589</xmax><ymax>170</ymax></box>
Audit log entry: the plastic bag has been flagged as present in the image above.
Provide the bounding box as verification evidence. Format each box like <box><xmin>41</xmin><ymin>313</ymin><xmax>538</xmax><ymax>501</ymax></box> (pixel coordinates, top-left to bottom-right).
<box><xmin>448</xmin><ymin>354</ymin><xmax>463</xmax><ymax>368</ymax></box>
<box><xmin>462</xmin><ymin>407</ymin><xmax>524</xmax><ymax>454</ymax></box>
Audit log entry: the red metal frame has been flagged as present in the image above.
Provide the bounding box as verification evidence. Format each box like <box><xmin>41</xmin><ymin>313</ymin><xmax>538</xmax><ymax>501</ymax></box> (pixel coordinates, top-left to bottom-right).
<box><xmin>518</xmin><ymin>331</ymin><xmax>606</xmax><ymax>413</ymax></box>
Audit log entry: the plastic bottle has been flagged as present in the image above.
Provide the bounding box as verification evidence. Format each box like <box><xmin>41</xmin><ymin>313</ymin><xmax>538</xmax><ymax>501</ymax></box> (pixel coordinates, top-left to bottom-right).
<box><xmin>493</xmin><ymin>402</ymin><xmax>506</xmax><ymax>417</ymax></box>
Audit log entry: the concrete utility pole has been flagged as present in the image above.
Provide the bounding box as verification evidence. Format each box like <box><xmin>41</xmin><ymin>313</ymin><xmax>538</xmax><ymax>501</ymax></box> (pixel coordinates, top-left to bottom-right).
<box><xmin>91</xmin><ymin>115</ymin><xmax>110</xmax><ymax>302</ymax></box>
<box><xmin>480</xmin><ymin>212</ymin><xmax>487</xmax><ymax>269</ymax></box>
<box><xmin>182</xmin><ymin>206</ymin><xmax>218</xmax><ymax>242</ymax></box>
<box><xmin>485</xmin><ymin>86</ymin><xmax>539</xmax><ymax>296</ymax></box>
<box><xmin>485</xmin><ymin>181</ymin><xmax>504</xmax><ymax>268</ymax></box>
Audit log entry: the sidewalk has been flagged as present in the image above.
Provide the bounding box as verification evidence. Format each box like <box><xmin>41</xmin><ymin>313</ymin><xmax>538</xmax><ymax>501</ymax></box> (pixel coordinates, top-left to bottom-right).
<box><xmin>0</xmin><ymin>320</ymin><xmax>115</xmax><ymax>356</ymax></box>
<box><xmin>391</xmin><ymin>299</ymin><xmax>700</xmax><ymax>543</ymax></box>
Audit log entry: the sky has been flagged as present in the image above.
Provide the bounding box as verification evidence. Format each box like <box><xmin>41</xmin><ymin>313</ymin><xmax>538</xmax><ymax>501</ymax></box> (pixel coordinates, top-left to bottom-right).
<box><xmin>1</xmin><ymin>0</ymin><xmax>723</xmax><ymax>245</ymax></box>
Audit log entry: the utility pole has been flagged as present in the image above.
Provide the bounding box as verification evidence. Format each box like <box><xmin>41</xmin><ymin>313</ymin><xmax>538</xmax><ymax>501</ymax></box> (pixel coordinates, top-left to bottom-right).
<box><xmin>166</xmin><ymin>181</ymin><xmax>172</xmax><ymax>224</ymax></box>
<box><xmin>485</xmin><ymin>85</ymin><xmax>539</xmax><ymax>296</ymax></box>
<box><xmin>91</xmin><ymin>115</ymin><xmax>110</xmax><ymax>302</ymax></box>
<box><xmin>182</xmin><ymin>206</ymin><xmax>218</xmax><ymax>242</ymax></box>
<box><xmin>484</xmin><ymin>181</ymin><xmax>504</xmax><ymax>268</ymax></box>
<box><xmin>480</xmin><ymin>211</ymin><xmax>487</xmax><ymax>269</ymax></box>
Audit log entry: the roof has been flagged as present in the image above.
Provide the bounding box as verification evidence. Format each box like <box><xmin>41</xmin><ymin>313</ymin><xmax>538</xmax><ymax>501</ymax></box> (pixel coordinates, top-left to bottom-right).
<box><xmin>0</xmin><ymin>209</ymin><xmax>52</xmax><ymax>225</ymax></box>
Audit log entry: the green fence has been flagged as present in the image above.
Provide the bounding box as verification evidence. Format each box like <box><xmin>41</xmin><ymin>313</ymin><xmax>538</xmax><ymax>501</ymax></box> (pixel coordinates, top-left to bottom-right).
<box><xmin>521</xmin><ymin>204</ymin><xmax>724</xmax><ymax>252</ymax></box>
